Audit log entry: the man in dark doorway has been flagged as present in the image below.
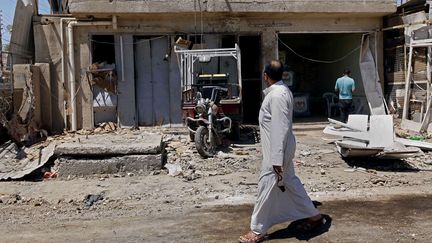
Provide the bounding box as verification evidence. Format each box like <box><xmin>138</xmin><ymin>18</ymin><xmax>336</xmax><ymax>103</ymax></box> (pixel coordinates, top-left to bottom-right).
<box><xmin>239</xmin><ymin>60</ymin><xmax>324</xmax><ymax>243</ymax></box>
<box><xmin>335</xmin><ymin>69</ymin><xmax>355</xmax><ymax>122</ymax></box>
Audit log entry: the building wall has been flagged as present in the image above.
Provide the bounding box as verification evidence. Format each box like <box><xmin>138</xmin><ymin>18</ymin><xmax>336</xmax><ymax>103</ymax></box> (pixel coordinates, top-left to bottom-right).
<box><xmin>33</xmin><ymin>17</ymin><xmax>65</xmax><ymax>132</ymax></box>
<box><xmin>68</xmin><ymin>0</ymin><xmax>396</xmax><ymax>15</ymax></box>
<box><xmin>35</xmin><ymin>13</ymin><xmax>385</xmax><ymax>130</ymax></box>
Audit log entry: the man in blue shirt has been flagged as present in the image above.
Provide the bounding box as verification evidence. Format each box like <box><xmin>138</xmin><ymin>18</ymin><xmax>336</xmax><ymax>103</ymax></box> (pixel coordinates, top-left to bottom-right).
<box><xmin>335</xmin><ymin>69</ymin><xmax>355</xmax><ymax>122</ymax></box>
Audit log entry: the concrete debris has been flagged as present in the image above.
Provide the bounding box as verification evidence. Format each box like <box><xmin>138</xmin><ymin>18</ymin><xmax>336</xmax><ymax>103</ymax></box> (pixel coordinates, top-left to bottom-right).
<box><xmin>165</xmin><ymin>163</ymin><xmax>183</xmax><ymax>177</ymax></box>
<box><xmin>163</xmin><ymin>130</ymin><xmax>257</xmax><ymax>181</ymax></box>
<box><xmin>216</xmin><ymin>151</ymin><xmax>232</xmax><ymax>159</ymax></box>
<box><xmin>324</xmin><ymin>115</ymin><xmax>421</xmax><ymax>159</ymax></box>
<box><xmin>300</xmin><ymin>150</ymin><xmax>312</xmax><ymax>157</ymax></box>
<box><xmin>94</xmin><ymin>122</ymin><xmax>117</xmax><ymax>133</ymax></box>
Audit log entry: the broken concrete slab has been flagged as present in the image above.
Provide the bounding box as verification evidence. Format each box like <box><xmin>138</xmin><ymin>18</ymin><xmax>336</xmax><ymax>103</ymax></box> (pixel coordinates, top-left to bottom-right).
<box><xmin>54</xmin><ymin>154</ymin><xmax>163</xmax><ymax>177</ymax></box>
<box><xmin>55</xmin><ymin>133</ymin><xmax>163</xmax><ymax>156</ymax></box>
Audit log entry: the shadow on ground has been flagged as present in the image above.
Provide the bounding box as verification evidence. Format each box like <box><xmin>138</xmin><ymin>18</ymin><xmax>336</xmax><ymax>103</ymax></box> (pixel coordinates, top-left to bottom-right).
<box><xmin>344</xmin><ymin>158</ymin><xmax>419</xmax><ymax>172</ymax></box>
<box><xmin>268</xmin><ymin>214</ymin><xmax>332</xmax><ymax>241</ymax></box>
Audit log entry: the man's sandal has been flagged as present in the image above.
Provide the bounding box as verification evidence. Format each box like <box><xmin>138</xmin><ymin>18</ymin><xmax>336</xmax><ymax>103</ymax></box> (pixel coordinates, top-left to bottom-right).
<box><xmin>238</xmin><ymin>231</ymin><xmax>268</xmax><ymax>243</ymax></box>
<box><xmin>296</xmin><ymin>215</ymin><xmax>326</xmax><ymax>233</ymax></box>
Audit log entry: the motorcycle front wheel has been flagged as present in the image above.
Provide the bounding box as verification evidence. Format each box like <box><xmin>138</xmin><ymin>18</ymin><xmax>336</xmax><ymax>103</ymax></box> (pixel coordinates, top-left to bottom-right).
<box><xmin>195</xmin><ymin>126</ymin><xmax>216</xmax><ymax>158</ymax></box>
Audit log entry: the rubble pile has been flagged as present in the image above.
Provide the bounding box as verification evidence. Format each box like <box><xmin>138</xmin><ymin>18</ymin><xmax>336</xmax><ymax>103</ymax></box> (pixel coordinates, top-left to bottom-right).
<box><xmin>163</xmin><ymin>128</ymin><xmax>261</xmax><ymax>181</ymax></box>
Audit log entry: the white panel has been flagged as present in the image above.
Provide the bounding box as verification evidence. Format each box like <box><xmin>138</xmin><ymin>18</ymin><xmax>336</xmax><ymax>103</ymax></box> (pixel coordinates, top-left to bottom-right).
<box><xmin>346</xmin><ymin>114</ymin><xmax>369</xmax><ymax>132</ymax></box>
<box><xmin>369</xmin><ymin>115</ymin><xmax>394</xmax><ymax>148</ymax></box>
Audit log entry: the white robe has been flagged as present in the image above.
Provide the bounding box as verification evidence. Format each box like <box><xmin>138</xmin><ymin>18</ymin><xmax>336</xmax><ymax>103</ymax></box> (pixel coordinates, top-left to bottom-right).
<box><xmin>250</xmin><ymin>81</ymin><xmax>319</xmax><ymax>234</ymax></box>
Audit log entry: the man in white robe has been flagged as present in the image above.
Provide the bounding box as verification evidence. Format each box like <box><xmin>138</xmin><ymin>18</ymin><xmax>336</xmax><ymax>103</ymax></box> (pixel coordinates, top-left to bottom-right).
<box><xmin>239</xmin><ymin>61</ymin><xmax>323</xmax><ymax>243</ymax></box>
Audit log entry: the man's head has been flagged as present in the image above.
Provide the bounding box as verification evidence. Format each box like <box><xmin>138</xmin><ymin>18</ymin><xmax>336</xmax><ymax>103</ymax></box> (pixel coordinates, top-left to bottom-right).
<box><xmin>264</xmin><ymin>60</ymin><xmax>284</xmax><ymax>87</ymax></box>
<box><xmin>343</xmin><ymin>69</ymin><xmax>351</xmax><ymax>76</ymax></box>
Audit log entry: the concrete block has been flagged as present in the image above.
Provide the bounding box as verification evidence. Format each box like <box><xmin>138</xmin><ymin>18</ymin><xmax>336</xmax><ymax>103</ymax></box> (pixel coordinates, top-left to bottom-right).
<box><xmin>35</xmin><ymin>63</ymin><xmax>52</xmax><ymax>131</ymax></box>
<box><xmin>55</xmin><ymin>154</ymin><xmax>163</xmax><ymax>177</ymax></box>
<box><xmin>12</xmin><ymin>64</ymin><xmax>42</xmax><ymax>126</ymax></box>
<box><xmin>55</xmin><ymin>133</ymin><xmax>163</xmax><ymax>156</ymax></box>
<box><xmin>34</xmin><ymin>17</ymin><xmax>65</xmax><ymax>132</ymax></box>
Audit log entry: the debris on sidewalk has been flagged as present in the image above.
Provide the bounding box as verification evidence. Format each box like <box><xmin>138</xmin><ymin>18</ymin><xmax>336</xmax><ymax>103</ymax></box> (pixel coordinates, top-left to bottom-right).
<box><xmin>323</xmin><ymin>115</ymin><xmax>422</xmax><ymax>159</ymax></box>
<box><xmin>165</xmin><ymin>163</ymin><xmax>183</xmax><ymax>177</ymax></box>
<box><xmin>83</xmin><ymin>193</ymin><xmax>104</xmax><ymax>208</ymax></box>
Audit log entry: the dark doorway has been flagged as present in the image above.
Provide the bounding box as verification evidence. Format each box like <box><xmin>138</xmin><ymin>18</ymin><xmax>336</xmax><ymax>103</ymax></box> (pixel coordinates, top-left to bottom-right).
<box><xmin>91</xmin><ymin>35</ymin><xmax>115</xmax><ymax>64</ymax></box>
<box><xmin>239</xmin><ymin>35</ymin><xmax>262</xmax><ymax>124</ymax></box>
<box><xmin>90</xmin><ymin>35</ymin><xmax>117</xmax><ymax>125</ymax></box>
<box><xmin>277</xmin><ymin>33</ymin><xmax>364</xmax><ymax>121</ymax></box>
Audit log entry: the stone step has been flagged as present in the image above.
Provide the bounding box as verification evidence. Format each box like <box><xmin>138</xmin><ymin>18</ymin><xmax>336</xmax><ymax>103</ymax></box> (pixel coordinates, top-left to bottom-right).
<box><xmin>54</xmin><ymin>154</ymin><xmax>164</xmax><ymax>177</ymax></box>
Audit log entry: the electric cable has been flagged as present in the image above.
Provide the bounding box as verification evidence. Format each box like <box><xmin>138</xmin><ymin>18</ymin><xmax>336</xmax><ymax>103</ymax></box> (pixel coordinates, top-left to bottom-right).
<box><xmin>277</xmin><ymin>35</ymin><xmax>361</xmax><ymax>64</ymax></box>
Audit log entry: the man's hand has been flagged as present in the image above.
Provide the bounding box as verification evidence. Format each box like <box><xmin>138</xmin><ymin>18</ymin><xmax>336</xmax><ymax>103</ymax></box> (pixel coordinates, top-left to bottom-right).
<box><xmin>273</xmin><ymin>165</ymin><xmax>283</xmax><ymax>174</ymax></box>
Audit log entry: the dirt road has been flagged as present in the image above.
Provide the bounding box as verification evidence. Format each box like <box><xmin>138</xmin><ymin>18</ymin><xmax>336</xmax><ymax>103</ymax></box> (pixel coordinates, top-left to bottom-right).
<box><xmin>1</xmin><ymin>129</ymin><xmax>432</xmax><ymax>242</ymax></box>
<box><xmin>1</xmin><ymin>192</ymin><xmax>431</xmax><ymax>242</ymax></box>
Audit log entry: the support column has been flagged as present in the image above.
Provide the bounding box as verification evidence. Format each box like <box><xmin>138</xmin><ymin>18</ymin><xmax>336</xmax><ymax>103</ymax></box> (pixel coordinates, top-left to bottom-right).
<box><xmin>261</xmin><ymin>30</ymin><xmax>278</xmax><ymax>89</ymax></box>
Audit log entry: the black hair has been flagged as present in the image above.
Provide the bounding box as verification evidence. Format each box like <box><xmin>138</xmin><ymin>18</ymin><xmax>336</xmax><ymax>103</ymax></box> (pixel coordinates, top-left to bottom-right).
<box><xmin>343</xmin><ymin>69</ymin><xmax>351</xmax><ymax>75</ymax></box>
<box><xmin>264</xmin><ymin>60</ymin><xmax>284</xmax><ymax>81</ymax></box>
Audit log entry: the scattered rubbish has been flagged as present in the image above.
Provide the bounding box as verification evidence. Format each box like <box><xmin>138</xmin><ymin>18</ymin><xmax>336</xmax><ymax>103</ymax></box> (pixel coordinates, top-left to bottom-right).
<box><xmin>43</xmin><ymin>171</ymin><xmax>58</xmax><ymax>180</ymax></box>
<box><xmin>300</xmin><ymin>150</ymin><xmax>312</xmax><ymax>157</ymax></box>
<box><xmin>87</xmin><ymin>62</ymin><xmax>117</xmax><ymax>93</ymax></box>
<box><xmin>83</xmin><ymin>194</ymin><xmax>104</xmax><ymax>208</ymax></box>
<box><xmin>165</xmin><ymin>163</ymin><xmax>183</xmax><ymax>177</ymax></box>
<box><xmin>94</xmin><ymin>122</ymin><xmax>117</xmax><ymax>133</ymax></box>
<box><xmin>424</xmin><ymin>160</ymin><xmax>432</xmax><ymax>165</ymax></box>
<box><xmin>344</xmin><ymin>167</ymin><xmax>367</xmax><ymax>173</ymax></box>
<box><xmin>216</xmin><ymin>151</ymin><xmax>232</xmax><ymax>159</ymax></box>
<box><xmin>324</xmin><ymin>115</ymin><xmax>422</xmax><ymax>159</ymax></box>
<box><xmin>409</xmin><ymin>135</ymin><xmax>425</xmax><ymax>141</ymax></box>
<box><xmin>395</xmin><ymin>137</ymin><xmax>432</xmax><ymax>151</ymax></box>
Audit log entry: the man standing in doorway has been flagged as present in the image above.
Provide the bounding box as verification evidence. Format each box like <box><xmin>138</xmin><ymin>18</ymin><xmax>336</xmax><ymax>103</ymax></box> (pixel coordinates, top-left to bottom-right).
<box><xmin>239</xmin><ymin>60</ymin><xmax>324</xmax><ymax>243</ymax></box>
<box><xmin>335</xmin><ymin>69</ymin><xmax>355</xmax><ymax>123</ymax></box>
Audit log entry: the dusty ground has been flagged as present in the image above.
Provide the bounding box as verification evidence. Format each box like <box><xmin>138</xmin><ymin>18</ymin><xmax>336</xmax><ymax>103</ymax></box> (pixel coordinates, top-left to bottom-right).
<box><xmin>1</xmin><ymin>127</ymin><xmax>432</xmax><ymax>242</ymax></box>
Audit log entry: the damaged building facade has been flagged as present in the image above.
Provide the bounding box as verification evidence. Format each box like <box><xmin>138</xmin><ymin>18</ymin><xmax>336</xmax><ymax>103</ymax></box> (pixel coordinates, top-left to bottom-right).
<box><xmin>30</xmin><ymin>0</ymin><xmax>396</xmax><ymax>132</ymax></box>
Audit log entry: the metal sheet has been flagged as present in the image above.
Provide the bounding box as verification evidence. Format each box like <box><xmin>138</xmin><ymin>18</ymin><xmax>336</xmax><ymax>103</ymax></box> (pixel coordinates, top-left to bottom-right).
<box><xmin>168</xmin><ymin>37</ymin><xmax>183</xmax><ymax>125</ymax></box>
<box><xmin>0</xmin><ymin>143</ymin><xmax>55</xmax><ymax>180</ymax></box>
<box><xmin>359</xmin><ymin>34</ymin><xmax>387</xmax><ymax>115</ymax></box>
<box><xmin>115</xmin><ymin>35</ymin><xmax>136</xmax><ymax>128</ymax></box>
<box><xmin>135</xmin><ymin>39</ymin><xmax>154</xmax><ymax>126</ymax></box>
<box><xmin>151</xmin><ymin>37</ymin><xmax>171</xmax><ymax>126</ymax></box>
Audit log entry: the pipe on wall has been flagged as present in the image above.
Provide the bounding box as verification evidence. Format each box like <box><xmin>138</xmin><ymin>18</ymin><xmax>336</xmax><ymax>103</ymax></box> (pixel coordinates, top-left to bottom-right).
<box><xmin>60</xmin><ymin>17</ymin><xmax>75</xmax><ymax>130</ymax></box>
